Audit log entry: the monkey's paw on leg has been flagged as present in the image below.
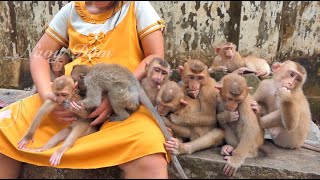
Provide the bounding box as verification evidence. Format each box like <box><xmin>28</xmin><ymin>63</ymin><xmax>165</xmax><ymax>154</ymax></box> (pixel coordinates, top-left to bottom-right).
<box><xmin>220</xmin><ymin>145</ymin><xmax>234</xmax><ymax>156</ymax></box>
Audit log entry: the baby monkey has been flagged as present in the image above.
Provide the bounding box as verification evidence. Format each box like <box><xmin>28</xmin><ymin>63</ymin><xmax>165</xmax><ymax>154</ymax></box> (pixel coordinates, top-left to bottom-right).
<box><xmin>18</xmin><ymin>75</ymin><xmax>98</xmax><ymax>166</ymax></box>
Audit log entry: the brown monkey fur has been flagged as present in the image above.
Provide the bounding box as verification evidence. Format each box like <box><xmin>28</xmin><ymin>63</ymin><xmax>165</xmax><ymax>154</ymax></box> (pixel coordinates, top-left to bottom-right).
<box><xmin>209</xmin><ymin>42</ymin><xmax>271</xmax><ymax>78</ymax></box>
<box><xmin>141</xmin><ymin>57</ymin><xmax>171</xmax><ymax>106</ymax></box>
<box><xmin>18</xmin><ymin>75</ymin><xmax>98</xmax><ymax>166</ymax></box>
<box><xmin>253</xmin><ymin>60</ymin><xmax>320</xmax><ymax>152</ymax></box>
<box><xmin>71</xmin><ymin>63</ymin><xmax>188</xmax><ymax>179</ymax></box>
<box><xmin>216</xmin><ymin>73</ymin><xmax>265</xmax><ymax>177</ymax></box>
<box><xmin>243</xmin><ymin>55</ymin><xmax>271</xmax><ymax>78</ymax></box>
<box><xmin>170</xmin><ymin>59</ymin><xmax>221</xmax><ymax>127</ymax></box>
<box><xmin>157</xmin><ymin>80</ymin><xmax>224</xmax><ymax>155</ymax></box>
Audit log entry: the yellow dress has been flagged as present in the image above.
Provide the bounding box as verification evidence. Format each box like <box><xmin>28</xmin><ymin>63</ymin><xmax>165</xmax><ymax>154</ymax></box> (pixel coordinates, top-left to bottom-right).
<box><xmin>0</xmin><ymin>1</ymin><xmax>168</xmax><ymax>168</ymax></box>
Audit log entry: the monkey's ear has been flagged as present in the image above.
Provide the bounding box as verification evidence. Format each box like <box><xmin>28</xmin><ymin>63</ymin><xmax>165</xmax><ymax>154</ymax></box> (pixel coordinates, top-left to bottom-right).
<box><xmin>214</xmin><ymin>83</ymin><xmax>223</xmax><ymax>90</ymax></box>
<box><xmin>247</xmin><ymin>87</ymin><xmax>253</xmax><ymax>91</ymax></box>
<box><xmin>178</xmin><ymin>65</ymin><xmax>184</xmax><ymax>75</ymax></box>
<box><xmin>74</xmin><ymin>81</ymin><xmax>79</xmax><ymax>89</ymax></box>
<box><xmin>180</xmin><ymin>99</ymin><xmax>188</xmax><ymax>106</ymax></box>
<box><xmin>215</xmin><ymin>47</ymin><xmax>220</xmax><ymax>54</ymax></box>
<box><xmin>271</xmin><ymin>62</ymin><xmax>282</xmax><ymax>72</ymax></box>
<box><xmin>144</xmin><ymin>61</ymin><xmax>149</xmax><ymax>69</ymax></box>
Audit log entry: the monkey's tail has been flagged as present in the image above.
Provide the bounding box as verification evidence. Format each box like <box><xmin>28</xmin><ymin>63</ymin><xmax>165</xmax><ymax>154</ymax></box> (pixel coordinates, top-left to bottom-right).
<box><xmin>138</xmin><ymin>88</ymin><xmax>189</xmax><ymax>179</ymax></box>
<box><xmin>302</xmin><ymin>143</ymin><xmax>320</xmax><ymax>153</ymax></box>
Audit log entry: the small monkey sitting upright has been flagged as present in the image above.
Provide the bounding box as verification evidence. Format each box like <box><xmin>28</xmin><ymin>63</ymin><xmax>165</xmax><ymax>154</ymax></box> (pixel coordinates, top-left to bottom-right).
<box><xmin>18</xmin><ymin>75</ymin><xmax>98</xmax><ymax>166</ymax></box>
<box><xmin>253</xmin><ymin>60</ymin><xmax>320</xmax><ymax>152</ymax></box>
<box><xmin>141</xmin><ymin>57</ymin><xmax>171</xmax><ymax>106</ymax></box>
<box><xmin>216</xmin><ymin>73</ymin><xmax>265</xmax><ymax>177</ymax></box>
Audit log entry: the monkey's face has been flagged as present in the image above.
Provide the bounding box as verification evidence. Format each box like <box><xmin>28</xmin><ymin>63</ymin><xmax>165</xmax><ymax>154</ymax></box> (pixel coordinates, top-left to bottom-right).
<box><xmin>149</xmin><ymin>66</ymin><xmax>169</xmax><ymax>86</ymax></box>
<box><xmin>185</xmin><ymin>74</ymin><xmax>204</xmax><ymax>98</ymax></box>
<box><xmin>222</xmin><ymin>46</ymin><xmax>235</xmax><ymax>60</ymax></box>
<box><xmin>54</xmin><ymin>86</ymin><xmax>73</xmax><ymax>104</ymax></box>
<box><xmin>273</xmin><ymin>62</ymin><xmax>305</xmax><ymax>91</ymax></box>
<box><xmin>222</xmin><ymin>94</ymin><xmax>243</xmax><ymax>112</ymax></box>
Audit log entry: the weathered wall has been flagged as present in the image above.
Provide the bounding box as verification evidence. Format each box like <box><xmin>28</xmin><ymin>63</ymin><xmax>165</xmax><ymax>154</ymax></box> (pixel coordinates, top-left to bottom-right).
<box><xmin>0</xmin><ymin>1</ymin><xmax>319</xmax><ymax>63</ymax></box>
<box><xmin>0</xmin><ymin>1</ymin><xmax>319</xmax><ymax>97</ymax></box>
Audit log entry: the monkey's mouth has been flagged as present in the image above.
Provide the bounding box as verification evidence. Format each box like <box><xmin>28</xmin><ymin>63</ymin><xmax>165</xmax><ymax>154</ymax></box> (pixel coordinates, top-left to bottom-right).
<box><xmin>187</xmin><ymin>90</ymin><xmax>199</xmax><ymax>98</ymax></box>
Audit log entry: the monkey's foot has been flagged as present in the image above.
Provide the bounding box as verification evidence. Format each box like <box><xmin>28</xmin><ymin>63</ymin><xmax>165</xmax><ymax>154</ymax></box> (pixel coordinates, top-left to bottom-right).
<box><xmin>164</xmin><ymin>137</ymin><xmax>181</xmax><ymax>155</ymax></box>
<box><xmin>49</xmin><ymin>151</ymin><xmax>64</xmax><ymax>166</ymax></box>
<box><xmin>220</xmin><ymin>145</ymin><xmax>234</xmax><ymax>156</ymax></box>
<box><xmin>223</xmin><ymin>156</ymin><xmax>241</xmax><ymax>177</ymax></box>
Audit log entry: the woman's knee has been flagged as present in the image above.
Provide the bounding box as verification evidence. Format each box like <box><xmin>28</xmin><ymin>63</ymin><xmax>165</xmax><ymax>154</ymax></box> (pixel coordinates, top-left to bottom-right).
<box><xmin>0</xmin><ymin>153</ymin><xmax>21</xmax><ymax>178</ymax></box>
<box><xmin>119</xmin><ymin>153</ymin><xmax>168</xmax><ymax>176</ymax></box>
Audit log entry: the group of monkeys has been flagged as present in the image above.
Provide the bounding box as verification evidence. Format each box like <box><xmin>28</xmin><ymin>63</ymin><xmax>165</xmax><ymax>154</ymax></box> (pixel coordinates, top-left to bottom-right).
<box><xmin>17</xmin><ymin>42</ymin><xmax>319</xmax><ymax>178</ymax></box>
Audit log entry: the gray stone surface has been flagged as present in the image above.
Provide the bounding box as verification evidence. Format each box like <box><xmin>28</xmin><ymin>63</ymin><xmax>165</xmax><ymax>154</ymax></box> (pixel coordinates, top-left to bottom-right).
<box><xmin>1</xmin><ymin>88</ymin><xmax>319</xmax><ymax>179</ymax></box>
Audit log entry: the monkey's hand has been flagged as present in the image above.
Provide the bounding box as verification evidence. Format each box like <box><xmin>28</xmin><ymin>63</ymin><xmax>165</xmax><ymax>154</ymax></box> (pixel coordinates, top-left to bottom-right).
<box><xmin>250</xmin><ymin>100</ymin><xmax>261</xmax><ymax>115</ymax></box>
<box><xmin>69</xmin><ymin>101</ymin><xmax>87</xmax><ymax>119</ymax></box>
<box><xmin>217</xmin><ymin>110</ymin><xmax>239</xmax><ymax>124</ymax></box>
<box><xmin>169</xmin><ymin>114</ymin><xmax>182</xmax><ymax>125</ymax></box>
<box><xmin>277</xmin><ymin>87</ymin><xmax>292</xmax><ymax>102</ymax></box>
<box><xmin>220</xmin><ymin>145</ymin><xmax>235</xmax><ymax>156</ymax></box>
<box><xmin>18</xmin><ymin>133</ymin><xmax>34</xmax><ymax>149</ymax></box>
<box><xmin>234</xmin><ymin>67</ymin><xmax>256</xmax><ymax>75</ymax></box>
<box><xmin>218</xmin><ymin>66</ymin><xmax>228</xmax><ymax>73</ymax></box>
<box><xmin>223</xmin><ymin>155</ymin><xmax>242</xmax><ymax>177</ymax></box>
<box><xmin>186</xmin><ymin>89</ymin><xmax>200</xmax><ymax>99</ymax></box>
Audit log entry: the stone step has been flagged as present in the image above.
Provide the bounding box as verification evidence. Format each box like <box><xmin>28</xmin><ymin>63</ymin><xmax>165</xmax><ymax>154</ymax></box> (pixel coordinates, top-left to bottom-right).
<box><xmin>19</xmin><ymin>139</ymin><xmax>320</xmax><ymax>179</ymax></box>
<box><xmin>1</xmin><ymin>88</ymin><xmax>320</xmax><ymax>179</ymax></box>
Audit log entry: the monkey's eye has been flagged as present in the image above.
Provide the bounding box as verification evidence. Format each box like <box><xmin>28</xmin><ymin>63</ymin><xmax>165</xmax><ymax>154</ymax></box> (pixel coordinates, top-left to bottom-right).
<box><xmin>154</xmin><ymin>67</ymin><xmax>161</xmax><ymax>72</ymax></box>
<box><xmin>162</xmin><ymin>71</ymin><xmax>168</xmax><ymax>75</ymax></box>
<box><xmin>189</xmin><ymin>76</ymin><xmax>195</xmax><ymax>80</ymax></box>
<box><xmin>197</xmin><ymin>76</ymin><xmax>204</xmax><ymax>81</ymax></box>
<box><xmin>295</xmin><ymin>77</ymin><xmax>302</xmax><ymax>82</ymax></box>
<box><xmin>60</xmin><ymin>93</ymin><xmax>68</xmax><ymax>97</ymax></box>
<box><xmin>289</xmin><ymin>72</ymin><xmax>295</xmax><ymax>77</ymax></box>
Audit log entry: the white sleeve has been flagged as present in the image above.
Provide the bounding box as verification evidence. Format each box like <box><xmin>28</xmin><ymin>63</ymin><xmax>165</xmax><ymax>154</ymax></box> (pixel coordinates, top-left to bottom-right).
<box><xmin>45</xmin><ymin>2</ymin><xmax>72</xmax><ymax>47</ymax></box>
<box><xmin>135</xmin><ymin>1</ymin><xmax>165</xmax><ymax>39</ymax></box>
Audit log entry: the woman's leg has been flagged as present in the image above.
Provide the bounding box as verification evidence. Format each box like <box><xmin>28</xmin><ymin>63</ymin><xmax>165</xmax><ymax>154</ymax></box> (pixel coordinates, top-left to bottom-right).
<box><xmin>119</xmin><ymin>153</ymin><xmax>168</xmax><ymax>179</ymax></box>
<box><xmin>0</xmin><ymin>153</ymin><xmax>21</xmax><ymax>178</ymax></box>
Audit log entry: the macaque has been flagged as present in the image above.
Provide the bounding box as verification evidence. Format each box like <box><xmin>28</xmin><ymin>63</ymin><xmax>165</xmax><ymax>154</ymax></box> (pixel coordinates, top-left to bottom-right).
<box><xmin>71</xmin><ymin>63</ymin><xmax>188</xmax><ymax>179</ymax></box>
<box><xmin>209</xmin><ymin>42</ymin><xmax>271</xmax><ymax>78</ymax></box>
<box><xmin>253</xmin><ymin>60</ymin><xmax>320</xmax><ymax>152</ymax></box>
<box><xmin>18</xmin><ymin>75</ymin><xmax>98</xmax><ymax>166</ymax></box>
<box><xmin>30</xmin><ymin>49</ymin><xmax>71</xmax><ymax>94</ymax></box>
<box><xmin>141</xmin><ymin>57</ymin><xmax>171</xmax><ymax>106</ymax></box>
<box><xmin>170</xmin><ymin>59</ymin><xmax>219</xmax><ymax>125</ymax></box>
<box><xmin>243</xmin><ymin>55</ymin><xmax>271</xmax><ymax>78</ymax></box>
<box><xmin>216</xmin><ymin>73</ymin><xmax>265</xmax><ymax>177</ymax></box>
<box><xmin>157</xmin><ymin>81</ymin><xmax>224</xmax><ymax>155</ymax></box>
<box><xmin>209</xmin><ymin>42</ymin><xmax>246</xmax><ymax>74</ymax></box>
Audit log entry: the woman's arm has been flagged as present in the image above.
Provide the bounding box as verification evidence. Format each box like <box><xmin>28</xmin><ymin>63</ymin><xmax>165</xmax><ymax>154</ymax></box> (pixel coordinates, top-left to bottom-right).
<box><xmin>133</xmin><ymin>29</ymin><xmax>164</xmax><ymax>81</ymax></box>
<box><xmin>30</xmin><ymin>33</ymin><xmax>62</xmax><ymax>100</ymax></box>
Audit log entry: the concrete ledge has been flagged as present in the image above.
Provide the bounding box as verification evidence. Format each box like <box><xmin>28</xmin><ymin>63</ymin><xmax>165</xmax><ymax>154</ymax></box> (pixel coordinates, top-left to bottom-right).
<box><xmin>19</xmin><ymin>140</ymin><xmax>320</xmax><ymax>179</ymax></box>
<box><xmin>1</xmin><ymin>88</ymin><xmax>320</xmax><ymax>179</ymax></box>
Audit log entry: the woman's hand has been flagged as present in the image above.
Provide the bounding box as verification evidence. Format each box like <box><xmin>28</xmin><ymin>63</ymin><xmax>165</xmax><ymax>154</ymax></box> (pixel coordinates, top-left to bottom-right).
<box><xmin>88</xmin><ymin>97</ymin><xmax>113</xmax><ymax>126</ymax></box>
